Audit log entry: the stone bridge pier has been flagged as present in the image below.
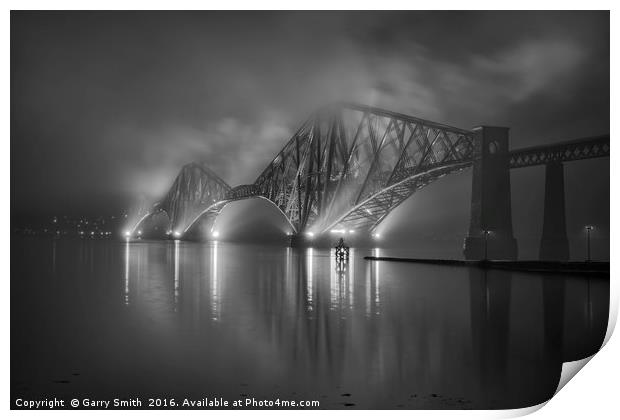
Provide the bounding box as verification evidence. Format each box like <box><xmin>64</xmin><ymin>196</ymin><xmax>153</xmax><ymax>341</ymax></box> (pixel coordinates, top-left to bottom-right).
<box><xmin>539</xmin><ymin>162</ymin><xmax>569</xmax><ymax>261</ymax></box>
<box><xmin>464</xmin><ymin>126</ymin><xmax>518</xmax><ymax>260</ymax></box>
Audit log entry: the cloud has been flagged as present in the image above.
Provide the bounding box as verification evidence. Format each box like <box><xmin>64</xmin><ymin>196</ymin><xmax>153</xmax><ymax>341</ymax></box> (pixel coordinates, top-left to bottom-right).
<box><xmin>470</xmin><ymin>39</ymin><xmax>586</xmax><ymax>103</ymax></box>
<box><xmin>353</xmin><ymin>37</ymin><xmax>587</xmax><ymax>127</ymax></box>
<box><xmin>111</xmin><ymin>113</ymin><xmax>293</xmax><ymax>199</ymax></box>
<box><xmin>112</xmin><ymin>34</ymin><xmax>589</xmax><ymax>204</ymax></box>
<box><xmin>10</xmin><ymin>11</ymin><xmax>606</xmax><ymax>218</ymax></box>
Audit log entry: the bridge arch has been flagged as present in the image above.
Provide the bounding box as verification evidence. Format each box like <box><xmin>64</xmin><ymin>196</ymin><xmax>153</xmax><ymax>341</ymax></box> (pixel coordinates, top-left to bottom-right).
<box><xmin>127</xmin><ymin>103</ymin><xmax>608</xmax><ymax>251</ymax></box>
<box><xmin>182</xmin><ymin>196</ymin><xmax>298</xmax><ymax>239</ymax></box>
<box><xmin>129</xmin><ymin>104</ymin><xmax>476</xmax><ymax>240</ymax></box>
<box><xmin>321</xmin><ymin>161</ymin><xmax>473</xmax><ymax>234</ymax></box>
<box><xmin>127</xmin><ymin>208</ymin><xmax>171</xmax><ymax>236</ymax></box>
<box><xmin>252</xmin><ymin>104</ymin><xmax>475</xmax><ymax>234</ymax></box>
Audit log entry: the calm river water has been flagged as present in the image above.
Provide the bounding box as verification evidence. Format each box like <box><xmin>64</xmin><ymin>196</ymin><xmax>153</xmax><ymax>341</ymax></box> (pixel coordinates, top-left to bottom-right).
<box><xmin>11</xmin><ymin>237</ymin><xmax>609</xmax><ymax>409</ymax></box>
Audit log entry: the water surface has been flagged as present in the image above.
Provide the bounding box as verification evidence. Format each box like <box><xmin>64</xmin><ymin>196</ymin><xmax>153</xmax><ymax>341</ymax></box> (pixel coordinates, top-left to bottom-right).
<box><xmin>11</xmin><ymin>237</ymin><xmax>609</xmax><ymax>409</ymax></box>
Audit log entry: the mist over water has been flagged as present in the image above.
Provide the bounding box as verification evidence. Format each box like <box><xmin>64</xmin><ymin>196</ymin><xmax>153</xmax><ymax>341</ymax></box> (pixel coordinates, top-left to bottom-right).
<box><xmin>12</xmin><ymin>237</ymin><xmax>608</xmax><ymax>409</ymax></box>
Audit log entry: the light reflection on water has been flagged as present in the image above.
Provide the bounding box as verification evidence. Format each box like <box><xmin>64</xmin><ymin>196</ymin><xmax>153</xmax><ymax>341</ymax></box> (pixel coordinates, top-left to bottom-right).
<box><xmin>11</xmin><ymin>238</ymin><xmax>609</xmax><ymax>409</ymax></box>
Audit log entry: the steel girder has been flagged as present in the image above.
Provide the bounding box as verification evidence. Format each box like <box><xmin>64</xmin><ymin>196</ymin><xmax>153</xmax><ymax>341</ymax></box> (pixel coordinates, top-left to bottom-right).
<box><xmin>153</xmin><ymin>162</ymin><xmax>232</xmax><ymax>233</ymax></box>
<box><xmin>509</xmin><ymin>134</ymin><xmax>609</xmax><ymax>169</ymax></box>
<box><xmin>228</xmin><ymin>184</ymin><xmax>261</xmax><ymax>199</ymax></box>
<box><xmin>334</xmin><ymin>162</ymin><xmax>473</xmax><ymax>231</ymax></box>
<box><xmin>254</xmin><ymin>104</ymin><xmax>475</xmax><ymax>234</ymax></box>
<box><xmin>133</xmin><ymin>105</ymin><xmax>610</xmax><ymax>239</ymax></box>
<box><xmin>132</xmin><ymin>105</ymin><xmax>475</xmax><ymax>236</ymax></box>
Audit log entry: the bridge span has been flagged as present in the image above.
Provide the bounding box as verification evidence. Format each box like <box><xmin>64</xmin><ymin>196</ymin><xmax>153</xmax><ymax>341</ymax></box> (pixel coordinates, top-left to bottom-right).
<box><xmin>126</xmin><ymin>103</ymin><xmax>609</xmax><ymax>261</ymax></box>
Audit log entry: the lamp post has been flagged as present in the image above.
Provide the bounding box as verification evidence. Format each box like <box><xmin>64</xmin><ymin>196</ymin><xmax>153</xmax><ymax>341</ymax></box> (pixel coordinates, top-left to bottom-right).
<box><xmin>483</xmin><ymin>229</ymin><xmax>491</xmax><ymax>261</ymax></box>
<box><xmin>585</xmin><ymin>225</ymin><xmax>593</xmax><ymax>262</ymax></box>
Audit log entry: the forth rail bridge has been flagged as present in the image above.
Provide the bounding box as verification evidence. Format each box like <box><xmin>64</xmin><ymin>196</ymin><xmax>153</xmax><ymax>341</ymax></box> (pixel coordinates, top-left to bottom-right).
<box><xmin>126</xmin><ymin>103</ymin><xmax>609</xmax><ymax>260</ymax></box>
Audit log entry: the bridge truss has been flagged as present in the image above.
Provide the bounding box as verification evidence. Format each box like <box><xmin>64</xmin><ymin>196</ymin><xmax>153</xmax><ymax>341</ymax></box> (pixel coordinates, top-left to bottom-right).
<box><xmin>253</xmin><ymin>104</ymin><xmax>475</xmax><ymax>233</ymax></box>
<box><xmin>509</xmin><ymin>134</ymin><xmax>610</xmax><ymax>169</ymax></box>
<box><xmin>128</xmin><ymin>105</ymin><xmax>609</xmax><ymax>239</ymax></box>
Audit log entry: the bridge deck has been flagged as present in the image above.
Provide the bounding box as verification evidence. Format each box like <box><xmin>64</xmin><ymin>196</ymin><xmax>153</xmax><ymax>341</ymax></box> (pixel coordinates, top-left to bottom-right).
<box><xmin>509</xmin><ymin>134</ymin><xmax>609</xmax><ymax>168</ymax></box>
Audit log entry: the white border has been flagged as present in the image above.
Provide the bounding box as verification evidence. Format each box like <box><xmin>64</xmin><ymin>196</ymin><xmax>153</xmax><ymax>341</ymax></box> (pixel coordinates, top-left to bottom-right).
<box><xmin>3</xmin><ymin>3</ymin><xmax>616</xmax><ymax>420</ymax></box>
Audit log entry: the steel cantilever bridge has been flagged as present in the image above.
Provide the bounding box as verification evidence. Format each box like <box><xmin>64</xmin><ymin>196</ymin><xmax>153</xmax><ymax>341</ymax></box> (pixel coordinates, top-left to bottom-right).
<box><xmin>127</xmin><ymin>103</ymin><xmax>609</xmax><ymax>260</ymax></box>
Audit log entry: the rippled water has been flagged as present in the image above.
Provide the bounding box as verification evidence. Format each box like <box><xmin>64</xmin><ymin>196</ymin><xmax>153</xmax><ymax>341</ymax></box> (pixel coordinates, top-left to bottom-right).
<box><xmin>11</xmin><ymin>237</ymin><xmax>609</xmax><ymax>409</ymax></box>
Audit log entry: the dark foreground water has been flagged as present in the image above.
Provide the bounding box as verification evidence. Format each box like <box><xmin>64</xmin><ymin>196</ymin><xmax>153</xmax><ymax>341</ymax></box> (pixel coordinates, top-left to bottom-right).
<box><xmin>11</xmin><ymin>237</ymin><xmax>609</xmax><ymax>409</ymax></box>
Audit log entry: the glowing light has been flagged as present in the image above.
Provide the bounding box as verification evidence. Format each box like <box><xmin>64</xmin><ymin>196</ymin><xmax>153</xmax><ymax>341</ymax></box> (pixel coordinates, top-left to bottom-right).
<box><xmin>349</xmin><ymin>230</ymin><xmax>355</xmax><ymax>234</ymax></box>
<box><xmin>374</xmin><ymin>248</ymin><xmax>380</xmax><ymax>310</ymax></box>
<box><xmin>349</xmin><ymin>248</ymin><xmax>355</xmax><ymax>306</ymax></box>
<box><xmin>170</xmin><ymin>239</ymin><xmax>179</xmax><ymax>309</ymax></box>
<box><xmin>173</xmin><ymin>231</ymin><xmax>181</xmax><ymax>238</ymax></box>
<box><xmin>124</xmin><ymin>231</ymin><xmax>130</xmax><ymax>237</ymax></box>
<box><xmin>330</xmin><ymin>229</ymin><xmax>345</xmax><ymax>234</ymax></box>
<box><xmin>211</xmin><ymin>240</ymin><xmax>220</xmax><ymax>320</ymax></box>
<box><xmin>306</xmin><ymin>247</ymin><xmax>314</xmax><ymax>306</ymax></box>
<box><xmin>306</xmin><ymin>232</ymin><xmax>315</xmax><ymax>238</ymax></box>
<box><xmin>137</xmin><ymin>230</ymin><xmax>142</xmax><ymax>235</ymax></box>
<box><xmin>212</xmin><ymin>230</ymin><xmax>220</xmax><ymax>238</ymax></box>
<box><xmin>124</xmin><ymin>240</ymin><xmax>129</xmax><ymax>305</ymax></box>
<box><xmin>372</xmin><ymin>233</ymin><xmax>381</xmax><ymax>239</ymax></box>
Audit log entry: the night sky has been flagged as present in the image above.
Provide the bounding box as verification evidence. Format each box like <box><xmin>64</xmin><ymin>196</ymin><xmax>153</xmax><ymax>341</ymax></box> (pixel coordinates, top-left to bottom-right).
<box><xmin>11</xmin><ymin>11</ymin><xmax>609</xmax><ymax>257</ymax></box>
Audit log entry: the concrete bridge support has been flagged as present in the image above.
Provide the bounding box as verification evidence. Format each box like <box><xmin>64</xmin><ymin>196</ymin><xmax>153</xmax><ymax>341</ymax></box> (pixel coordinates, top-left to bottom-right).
<box><xmin>464</xmin><ymin>126</ymin><xmax>518</xmax><ymax>260</ymax></box>
<box><xmin>539</xmin><ymin>162</ymin><xmax>569</xmax><ymax>261</ymax></box>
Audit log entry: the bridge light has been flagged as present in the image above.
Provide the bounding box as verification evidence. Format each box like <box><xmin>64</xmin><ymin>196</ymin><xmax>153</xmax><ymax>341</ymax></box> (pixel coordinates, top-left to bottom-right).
<box><xmin>173</xmin><ymin>231</ymin><xmax>181</xmax><ymax>238</ymax></box>
<box><xmin>212</xmin><ymin>230</ymin><xmax>220</xmax><ymax>238</ymax></box>
<box><xmin>482</xmin><ymin>230</ymin><xmax>492</xmax><ymax>261</ymax></box>
<box><xmin>372</xmin><ymin>233</ymin><xmax>381</xmax><ymax>239</ymax></box>
<box><xmin>137</xmin><ymin>230</ymin><xmax>142</xmax><ymax>236</ymax></box>
<box><xmin>585</xmin><ymin>225</ymin><xmax>594</xmax><ymax>262</ymax></box>
<box><xmin>124</xmin><ymin>231</ymin><xmax>131</xmax><ymax>237</ymax></box>
<box><xmin>306</xmin><ymin>232</ymin><xmax>315</xmax><ymax>238</ymax></box>
<box><xmin>330</xmin><ymin>229</ymin><xmax>345</xmax><ymax>234</ymax></box>
<box><xmin>349</xmin><ymin>230</ymin><xmax>355</xmax><ymax>234</ymax></box>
